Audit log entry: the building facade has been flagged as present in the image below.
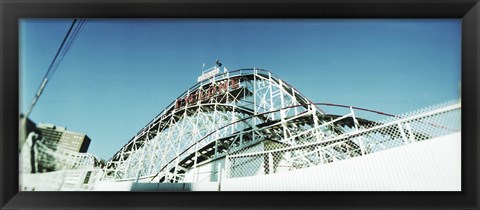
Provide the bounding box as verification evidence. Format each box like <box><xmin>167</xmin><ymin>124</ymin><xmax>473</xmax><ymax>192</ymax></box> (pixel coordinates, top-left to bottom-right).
<box><xmin>37</xmin><ymin>123</ymin><xmax>91</xmax><ymax>153</ymax></box>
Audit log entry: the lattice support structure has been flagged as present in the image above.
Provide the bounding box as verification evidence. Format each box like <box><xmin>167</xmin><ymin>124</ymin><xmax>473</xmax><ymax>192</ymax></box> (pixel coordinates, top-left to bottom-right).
<box><xmin>104</xmin><ymin>69</ymin><xmax>340</xmax><ymax>182</ymax></box>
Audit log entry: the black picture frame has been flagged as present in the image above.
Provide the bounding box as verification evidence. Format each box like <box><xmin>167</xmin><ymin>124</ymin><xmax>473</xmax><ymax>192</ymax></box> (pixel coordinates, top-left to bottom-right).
<box><xmin>1</xmin><ymin>0</ymin><xmax>478</xmax><ymax>209</ymax></box>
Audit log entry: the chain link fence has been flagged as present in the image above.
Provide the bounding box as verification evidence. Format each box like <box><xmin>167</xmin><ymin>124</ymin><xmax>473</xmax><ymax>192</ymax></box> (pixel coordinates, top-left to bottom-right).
<box><xmin>226</xmin><ymin>101</ymin><xmax>461</xmax><ymax>178</ymax></box>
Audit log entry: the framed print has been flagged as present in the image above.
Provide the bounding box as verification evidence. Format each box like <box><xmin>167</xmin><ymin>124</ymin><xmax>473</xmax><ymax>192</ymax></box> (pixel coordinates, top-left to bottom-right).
<box><xmin>1</xmin><ymin>0</ymin><xmax>479</xmax><ymax>209</ymax></box>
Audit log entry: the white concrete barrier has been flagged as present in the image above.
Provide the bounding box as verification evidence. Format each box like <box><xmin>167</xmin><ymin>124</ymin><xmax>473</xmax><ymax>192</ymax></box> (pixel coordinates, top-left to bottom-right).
<box><xmin>221</xmin><ymin>132</ymin><xmax>461</xmax><ymax>191</ymax></box>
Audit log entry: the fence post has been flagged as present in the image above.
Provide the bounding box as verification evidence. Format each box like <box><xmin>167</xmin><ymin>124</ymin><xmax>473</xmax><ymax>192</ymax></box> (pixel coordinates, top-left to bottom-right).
<box><xmin>224</xmin><ymin>155</ymin><xmax>230</xmax><ymax>178</ymax></box>
<box><xmin>217</xmin><ymin>165</ymin><xmax>222</xmax><ymax>191</ymax></box>
<box><xmin>404</xmin><ymin>122</ymin><xmax>416</xmax><ymax>143</ymax></box>
<box><xmin>268</xmin><ymin>152</ymin><xmax>274</xmax><ymax>174</ymax></box>
<box><xmin>358</xmin><ymin>137</ymin><xmax>366</xmax><ymax>155</ymax></box>
<box><xmin>397</xmin><ymin>122</ymin><xmax>409</xmax><ymax>144</ymax></box>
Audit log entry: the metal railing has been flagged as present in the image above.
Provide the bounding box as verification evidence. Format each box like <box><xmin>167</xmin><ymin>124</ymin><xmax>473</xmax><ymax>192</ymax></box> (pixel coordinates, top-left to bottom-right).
<box><xmin>20</xmin><ymin>168</ymin><xmax>103</xmax><ymax>191</ymax></box>
<box><xmin>225</xmin><ymin>101</ymin><xmax>461</xmax><ymax>178</ymax></box>
<box><xmin>19</xmin><ymin>132</ymin><xmax>98</xmax><ymax>173</ymax></box>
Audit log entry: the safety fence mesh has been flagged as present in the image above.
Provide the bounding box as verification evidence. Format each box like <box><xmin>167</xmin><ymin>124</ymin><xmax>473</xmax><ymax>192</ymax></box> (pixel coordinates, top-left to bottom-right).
<box><xmin>226</xmin><ymin>101</ymin><xmax>461</xmax><ymax>178</ymax></box>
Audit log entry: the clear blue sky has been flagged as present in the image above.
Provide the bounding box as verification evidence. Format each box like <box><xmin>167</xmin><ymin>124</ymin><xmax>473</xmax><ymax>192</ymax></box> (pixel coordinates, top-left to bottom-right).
<box><xmin>20</xmin><ymin>19</ymin><xmax>461</xmax><ymax>160</ymax></box>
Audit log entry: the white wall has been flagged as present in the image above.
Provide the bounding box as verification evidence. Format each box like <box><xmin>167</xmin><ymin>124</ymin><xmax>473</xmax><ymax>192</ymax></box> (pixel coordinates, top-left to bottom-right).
<box><xmin>20</xmin><ymin>171</ymin><xmax>64</xmax><ymax>191</ymax></box>
<box><xmin>184</xmin><ymin>158</ymin><xmax>226</xmax><ymax>183</ymax></box>
<box><xmin>92</xmin><ymin>132</ymin><xmax>461</xmax><ymax>191</ymax></box>
<box><xmin>221</xmin><ymin>132</ymin><xmax>461</xmax><ymax>191</ymax></box>
<box><xmin>93</xmin><ymin>181</ymin><xmax>134</xmax><ymax>191</ymax></box>
<box><xmin>20</xmin><ymin>169</ymin><xmax>102</xmax><ymax>191</ymax></box>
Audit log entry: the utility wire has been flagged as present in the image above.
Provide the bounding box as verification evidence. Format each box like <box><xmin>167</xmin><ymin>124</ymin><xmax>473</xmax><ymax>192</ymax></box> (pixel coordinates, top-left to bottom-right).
<box><xmin>24</xmin><ymin>18</ymin><xmax>86</xmax><ymax>119</ymax></box>
<box><xmin>51</xmin><ymin>19</ymin><xmax>87</xmax><ymax>76</ymax></box>
<box><xmin>42</xmin><ymin>19</ymin><xmax>77</xmax><ymax>82</ymax></box>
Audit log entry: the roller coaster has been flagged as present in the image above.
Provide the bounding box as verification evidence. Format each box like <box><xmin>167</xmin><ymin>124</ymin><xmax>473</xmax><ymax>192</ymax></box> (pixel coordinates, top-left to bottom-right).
<box><xmin>102</xmin><ymin>67</ymin><xmax>461</xmax><ymax>184</ymax></box>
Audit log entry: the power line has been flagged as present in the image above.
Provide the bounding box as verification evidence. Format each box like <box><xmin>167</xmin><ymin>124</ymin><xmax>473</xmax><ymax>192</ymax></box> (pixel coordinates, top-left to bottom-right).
<box><xmin>51</xmin><ymin>19</ymin><xmax>87</xmax><ymax>77</ymax></box>
<box><xmin>24</xmin><ymin>18</ymin><xmax>86</xmax><ymax>119</ymax></box>
<box><xmin>42</xmin><ymin>19</ymin><xmax>77</xmax><ymax>81</ymax></box>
